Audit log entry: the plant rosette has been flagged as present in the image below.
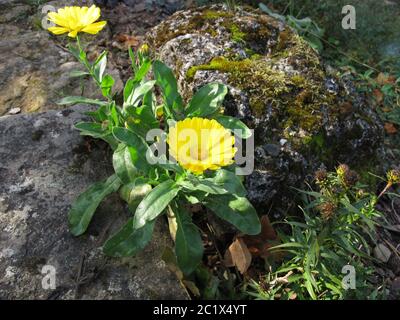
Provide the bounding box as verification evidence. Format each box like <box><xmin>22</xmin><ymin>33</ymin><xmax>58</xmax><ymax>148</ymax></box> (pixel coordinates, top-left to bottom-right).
<box><xmin>47</xmin><ymin>5</ymin><xmax>260</xmax><ymax>275</ymax></box>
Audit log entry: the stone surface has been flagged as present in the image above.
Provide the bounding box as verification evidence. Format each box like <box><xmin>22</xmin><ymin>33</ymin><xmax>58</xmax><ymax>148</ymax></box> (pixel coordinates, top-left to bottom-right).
<box><xmin>0</xmin><ymin>106</ymin><xmax>187</xmax><ymax>300</ymax></box>
<box><xmin>0</xmin><ymin>0</ymin><xmax>124</xmax><ymax>116</ymax></box>
<box><xmin>373</xmin><ymin>243</ymin><xmax>392</xmax><ymax>263</ymax></box>
<box><xmin>145</xmin><ymin>4</ymin><xmax>384</xmax><ymax>215</ymax></box>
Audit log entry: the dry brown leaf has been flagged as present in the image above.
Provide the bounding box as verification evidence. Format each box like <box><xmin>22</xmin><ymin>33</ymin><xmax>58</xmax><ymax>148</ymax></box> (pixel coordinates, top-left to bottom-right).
<box><xmin>384</xmin><ymin>122</ymin><xmax>397</xmax><ymax>135</ymax></box>
<box><xmin>223</xmin><ymin>248</ymin><xmax>234</xmax><ymax>267</ymax></box>
<box><xmin>241</xmin><ymin>215</ymin><xmax>280</xmax><ymax>259</ymax></box>
<box><xmin>114</xmin><ymin>34</ymin><xmax>142</xmax><ymax>50</ymax></box>
<box><xmin>228</xmin><ymin>238</ymin><xmax>252</xmax><ymax>274</ymax></box>
<box><xmin>260</xmin><ymin>215</ymin><xmax>277</xmax><ymax>240</ymax></box>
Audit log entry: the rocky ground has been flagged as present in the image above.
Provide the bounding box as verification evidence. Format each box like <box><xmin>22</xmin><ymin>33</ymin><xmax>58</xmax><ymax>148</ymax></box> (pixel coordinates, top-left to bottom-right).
<box><xmin>0</xmin><ymin>0</ymin><xmax>191</xmax><ymax>300</ymax></box>
<box><xmin>0</xmin><ymin>0</ymin><xmax>399</xmax><ymax>299</ymax></box>
<box><xmin>0</xmin><ymin>0</ymin><xmax>188</xmax><ymax>116</ymax></box>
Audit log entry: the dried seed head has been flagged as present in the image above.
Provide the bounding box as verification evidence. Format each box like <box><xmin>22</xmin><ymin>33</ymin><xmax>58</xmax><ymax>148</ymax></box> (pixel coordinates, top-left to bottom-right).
<box><xmin>343</xmin><ymin>170</ymin><xmax>359</xmax><ymax>187</ymax></box>
<box><xmin>387</xmin><ymin>169</ymin><xmax>400</xmax><ymax>184</ymax></box>
<box><xmin>318</xmin><ymin>201</ymin><xmax>337</xmax><ymax>220</ymax></box>
<box><xmin>314</xmin><ymin>169</ymin><xmax>328</xmax><ymax>183</ymax></box>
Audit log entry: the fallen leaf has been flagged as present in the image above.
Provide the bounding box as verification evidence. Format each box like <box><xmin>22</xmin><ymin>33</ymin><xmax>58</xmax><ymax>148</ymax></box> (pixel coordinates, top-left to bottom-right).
<box><xmin>384</xmin><ymin>122</ymin><xmax>397</xmax><ymax>134</ymax></box>
<box><xmin>227</xmin><ymin>238</ymin><xmax>252</xmax><ymax>274</ymax></box>
<box><xmin>260</xmin><ymin>215</ymin><xmax>277</xmax><ymax>240</ymax></box>
<box><xmin>241</xmin><ymin>215</ymin><xmax>280</xmax><ymax>259</ymax></box>
<box><xmin>114</xmin><ymin>34</ymin><xmax>142</xmax><ymax>50</ymax></box>
<box><xmin>223</xmin><ymin>248</ymin><xmax>234</xmax><ymax>267</ymax></box>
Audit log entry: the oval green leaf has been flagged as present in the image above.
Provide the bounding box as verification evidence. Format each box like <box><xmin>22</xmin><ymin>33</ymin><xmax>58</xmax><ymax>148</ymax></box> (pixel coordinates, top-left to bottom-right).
<box><xmin>133</xmin><ymin>180</ymin><xmax>181</xmax><ymax>229</ymax></box>
<box><xmin>213</xmin><ymin>115</ymin><xmax>252</xmax><ymax>139</ymax></box>
<box><xmin>174</xmin><ymin>205</ymin><xmax>204</xmax><ymax>275</ymax></box>
<box><xmin>103</xmin><ymin>218</ymin><xmax>155</xmax><ymax>257</ymax></box>
<box><xmin>69</xmin><ymin>174</ymin><xmax>122</xmax><ymax>236</ymax></box>
<box><xmin>112</xmin><ymin>144</ymin><xmax>140</xmax><ymax>184</ymax></box>
<box><xmin>186</xmin><ymin>83</ymin><xmax>227</xmax><ymax>117</ymax></box>
<box><xmin>204</xmin><ymin>195</ymin><xmax>261</xmax><ymax>235</ymax></box>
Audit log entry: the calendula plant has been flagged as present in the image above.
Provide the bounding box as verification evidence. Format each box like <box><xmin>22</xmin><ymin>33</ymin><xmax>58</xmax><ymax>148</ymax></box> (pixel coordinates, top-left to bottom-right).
<box><xmin>47</xmin><ymin>5</ymin><xmax>260</xmax><ymax>275</ymax></box>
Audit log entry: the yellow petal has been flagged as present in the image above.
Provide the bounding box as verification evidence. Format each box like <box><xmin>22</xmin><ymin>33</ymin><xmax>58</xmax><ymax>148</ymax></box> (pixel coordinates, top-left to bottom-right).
<box><xmin>47</xmin><ymin>12</ymin><xmax>68</xmax><ymax>28</ymax></box>
<box><xmin>81</xmin><ymin>21</ymin><xmax>107</xmax><ymax>35</ymax></box>
<box><xmin>85</xmin><ymin>5</ymin><xmax>101</xmax><ymax>24</ymax></box>
<box><xmin>48</xmin><ymin>26</ymin><xmax>69</xmax><ymax>35</ymax></box>
<box><xmin>68</xmin><ymin>30</ymin><xmax>79</xmax><ymax>38</ymax></box>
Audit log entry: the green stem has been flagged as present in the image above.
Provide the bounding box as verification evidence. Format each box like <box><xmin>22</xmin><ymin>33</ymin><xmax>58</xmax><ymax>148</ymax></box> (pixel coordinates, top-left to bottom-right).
<box><xmin>75</xmin><ymin>35</ymin><xmax>108</xmax><ymax>97</ymax></box>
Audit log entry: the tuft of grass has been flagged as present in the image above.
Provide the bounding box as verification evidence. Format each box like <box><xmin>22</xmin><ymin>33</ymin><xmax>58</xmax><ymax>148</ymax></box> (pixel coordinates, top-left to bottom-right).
<box><xmin>247</xmin><ymin>166</ymin><xmax>388</xmax><ymax>300</ymax></box>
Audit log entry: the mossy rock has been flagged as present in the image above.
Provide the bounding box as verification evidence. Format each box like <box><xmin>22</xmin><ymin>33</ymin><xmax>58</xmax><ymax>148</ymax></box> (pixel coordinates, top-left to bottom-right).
<box><xmin>146</xmin><ymin>4</ymin><xmax>384</xmax><ymax>215</ymax></box>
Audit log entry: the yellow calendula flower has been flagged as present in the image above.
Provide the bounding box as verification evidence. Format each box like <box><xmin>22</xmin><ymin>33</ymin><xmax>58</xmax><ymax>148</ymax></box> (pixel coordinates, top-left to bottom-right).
<box><xmin>167</xmin><ymin>118</ymin><xmax>237</xmax><ymax>174</ymax></box>
<box><xmin>47</xmin><ymin>5</ymin><xmax>107</xmax><ymax>38</ymax></box>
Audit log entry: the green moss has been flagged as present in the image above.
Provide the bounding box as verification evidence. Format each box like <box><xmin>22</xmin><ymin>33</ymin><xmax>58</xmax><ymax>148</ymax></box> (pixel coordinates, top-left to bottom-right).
<box><xmin>202</xmin><ymin>9</ymin><xmax>233</xmax><ymax>20</ymax></box>
<box><xmin>187</xmin><ymin>53</ymin><xmax>334</xmax><ymax>137</ymax></box>
<box><xmin>229</xmin><ymin>24</ymin><xmax>246</xmax><ymax>43</ymax></box>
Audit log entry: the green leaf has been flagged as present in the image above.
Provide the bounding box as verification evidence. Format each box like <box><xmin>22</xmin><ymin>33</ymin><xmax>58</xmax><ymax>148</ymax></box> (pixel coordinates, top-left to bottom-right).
<box><xmin>75</xmin><ymin>122</ymin><xmax>108</xmax><ymax>138</ymax></box>
<box><xmin>204</xmin><ymin>169</ymin><xmax>247</xmax><ymax>197</ymax></box>
<box><xmin>153</xmin><ymin>154</ymin><xmax>184</xmax><ymax>174</ymax></box>
<box><xmin>259</xmin><ymin>3</ymin><xmax>286</xmax><ymax>21</ymax></box>
<box><xmin>204</xmin><ymin>195</ymin><xmax>260</xmax><ymax>235</ymax></box>
<box><xmin>125</xmin><ymin>105</ymin><xmax>158</xmax><ymax>137</ymax></box>
<box><xmin>57</xmin><ymin>96</ymin><xmax>108</xmax><ymax>106</ymax></box>
<box><xmin>174</xmin><ymin>204</ymin><xmax>204</xmax><ymax>275</ymax></box>
<box><xmin>93</xmin><ymin>51</ymin><xmax>107</xmax><ymax>82</ymax></box>
<box><xmin>69</xmin><ymin>70</ymin><xmax>89</xmax><ymax>78</ymax></box>
<box><xmin>85</xmin><ymin>105</ymin><xmax>108</xmax><ymax>122</ymax></box>
<box><xmin>109</xmin><ymin>102</ymin><xmax>120</xmax><ymax>126</ymax></box>
<box><xmin>213</xmin><ymin>115</ymin><xmax>252</xmax><ymax>139</ymax></box>
<box><xmin>153</xmin><ymin>60</ymin><xmax>184</xmax><ymax>117</ymax></box>
<box><xmin>133</xmin><ymin>180</ymin><xmax>180</xmax><ymax>229</ymax></box>
<box><xmin>112</xmin><ymin>144</ymin><xmax>140</xmax><ymax>183</ymax></box>
<box><xmin>103</xmin><ymin>218</ymin><xmax>155</xmax><ymax>257</ymax></box>
<box><xmin>179</xmin><ymin>179</ymin><xmax>228</xmax><ymax>195</ymax></box>
<box><xmin>186</xmin><ymin>83</ymin><xmax>227</xmax><ymax>117</ymax></box>
<box><xmin>69</xmin><ymin>175</ymin><xmax>122</xmax><ymax>236</ymax></box>
<box><xmin>68</xmin><ymin>43</ymin><xmax>82</xmax><ymax>61</ymax></box>
<box><xmin>101</xmin><ymin>74</ymin><xmax>114</xmax><ymax>97</ymax></box>
<box><xmin>75</xmin><ymin>122</ymin><xmax>118</xmax><ymax>150</ymax></box>
<box><xmin>180</xmin><ymin>170</ymin><xmax>246</xmax><ymax>197</ymax></box>
<box><xmin>124</xmin><ymin>80</ymin><xmax>156</xmax><ymax>108</ymax></box>
<box><xmin>133</xmin><ymin>58</ymin><xmax>152</xmax><ymax>83</ymax></box>
<box><xmin>123</xmin><ymin>79</ymin><xmax>135</xmax><ymax>103</ymax></box>
<box><xmin>112</xmin><ymin>127</ymin><xmax>150</xmax><ymax>173</ymax></box>
<box><xmin>120</xmin><ymin>179</ymin><xmax>152</xmax><ymax>212</ymax></box>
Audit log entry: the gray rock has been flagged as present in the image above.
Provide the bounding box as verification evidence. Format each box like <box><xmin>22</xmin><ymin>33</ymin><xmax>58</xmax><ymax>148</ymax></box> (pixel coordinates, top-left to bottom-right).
<box><xmin>373</xmin><ymin>243</ymin><xmax>392</xmax><ymax>263</ymax></box>
<box><xmin>0</xmin><ymin>106</ymin><xmax>187</xmax><ymax>300</ymax></box>
<box><xmin>0</xmin><ymin>0</ymin><xmax>123</xmax><ymax>116</ymax></box>
<box><xmin>146</xmin><ymin>5</ymin><xmax>384</xmax><ymax>214</ymax></box>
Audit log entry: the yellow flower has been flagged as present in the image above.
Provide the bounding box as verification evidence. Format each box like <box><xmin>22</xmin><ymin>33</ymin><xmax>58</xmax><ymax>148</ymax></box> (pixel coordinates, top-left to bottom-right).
<box><xmin>167</xmin><ymin>118</ymin><xmax>237</xmax><ymax>174</ymax></box>
<box><xmin>138</xmin><ymin>43</ymin><xmax>150</xmax><ymax>54</ymax></box>
<box><xmin>47</xmin><ymin>5</ymin><xmax>107</xmax><ymax>38</ymax></box>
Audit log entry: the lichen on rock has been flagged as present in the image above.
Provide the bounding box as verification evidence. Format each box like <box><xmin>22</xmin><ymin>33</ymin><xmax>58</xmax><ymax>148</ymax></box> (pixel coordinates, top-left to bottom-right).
<box><xmin>146</xmin><ymin>4</ymin><xmax>384</xmax><ymax>215</ymax></box>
